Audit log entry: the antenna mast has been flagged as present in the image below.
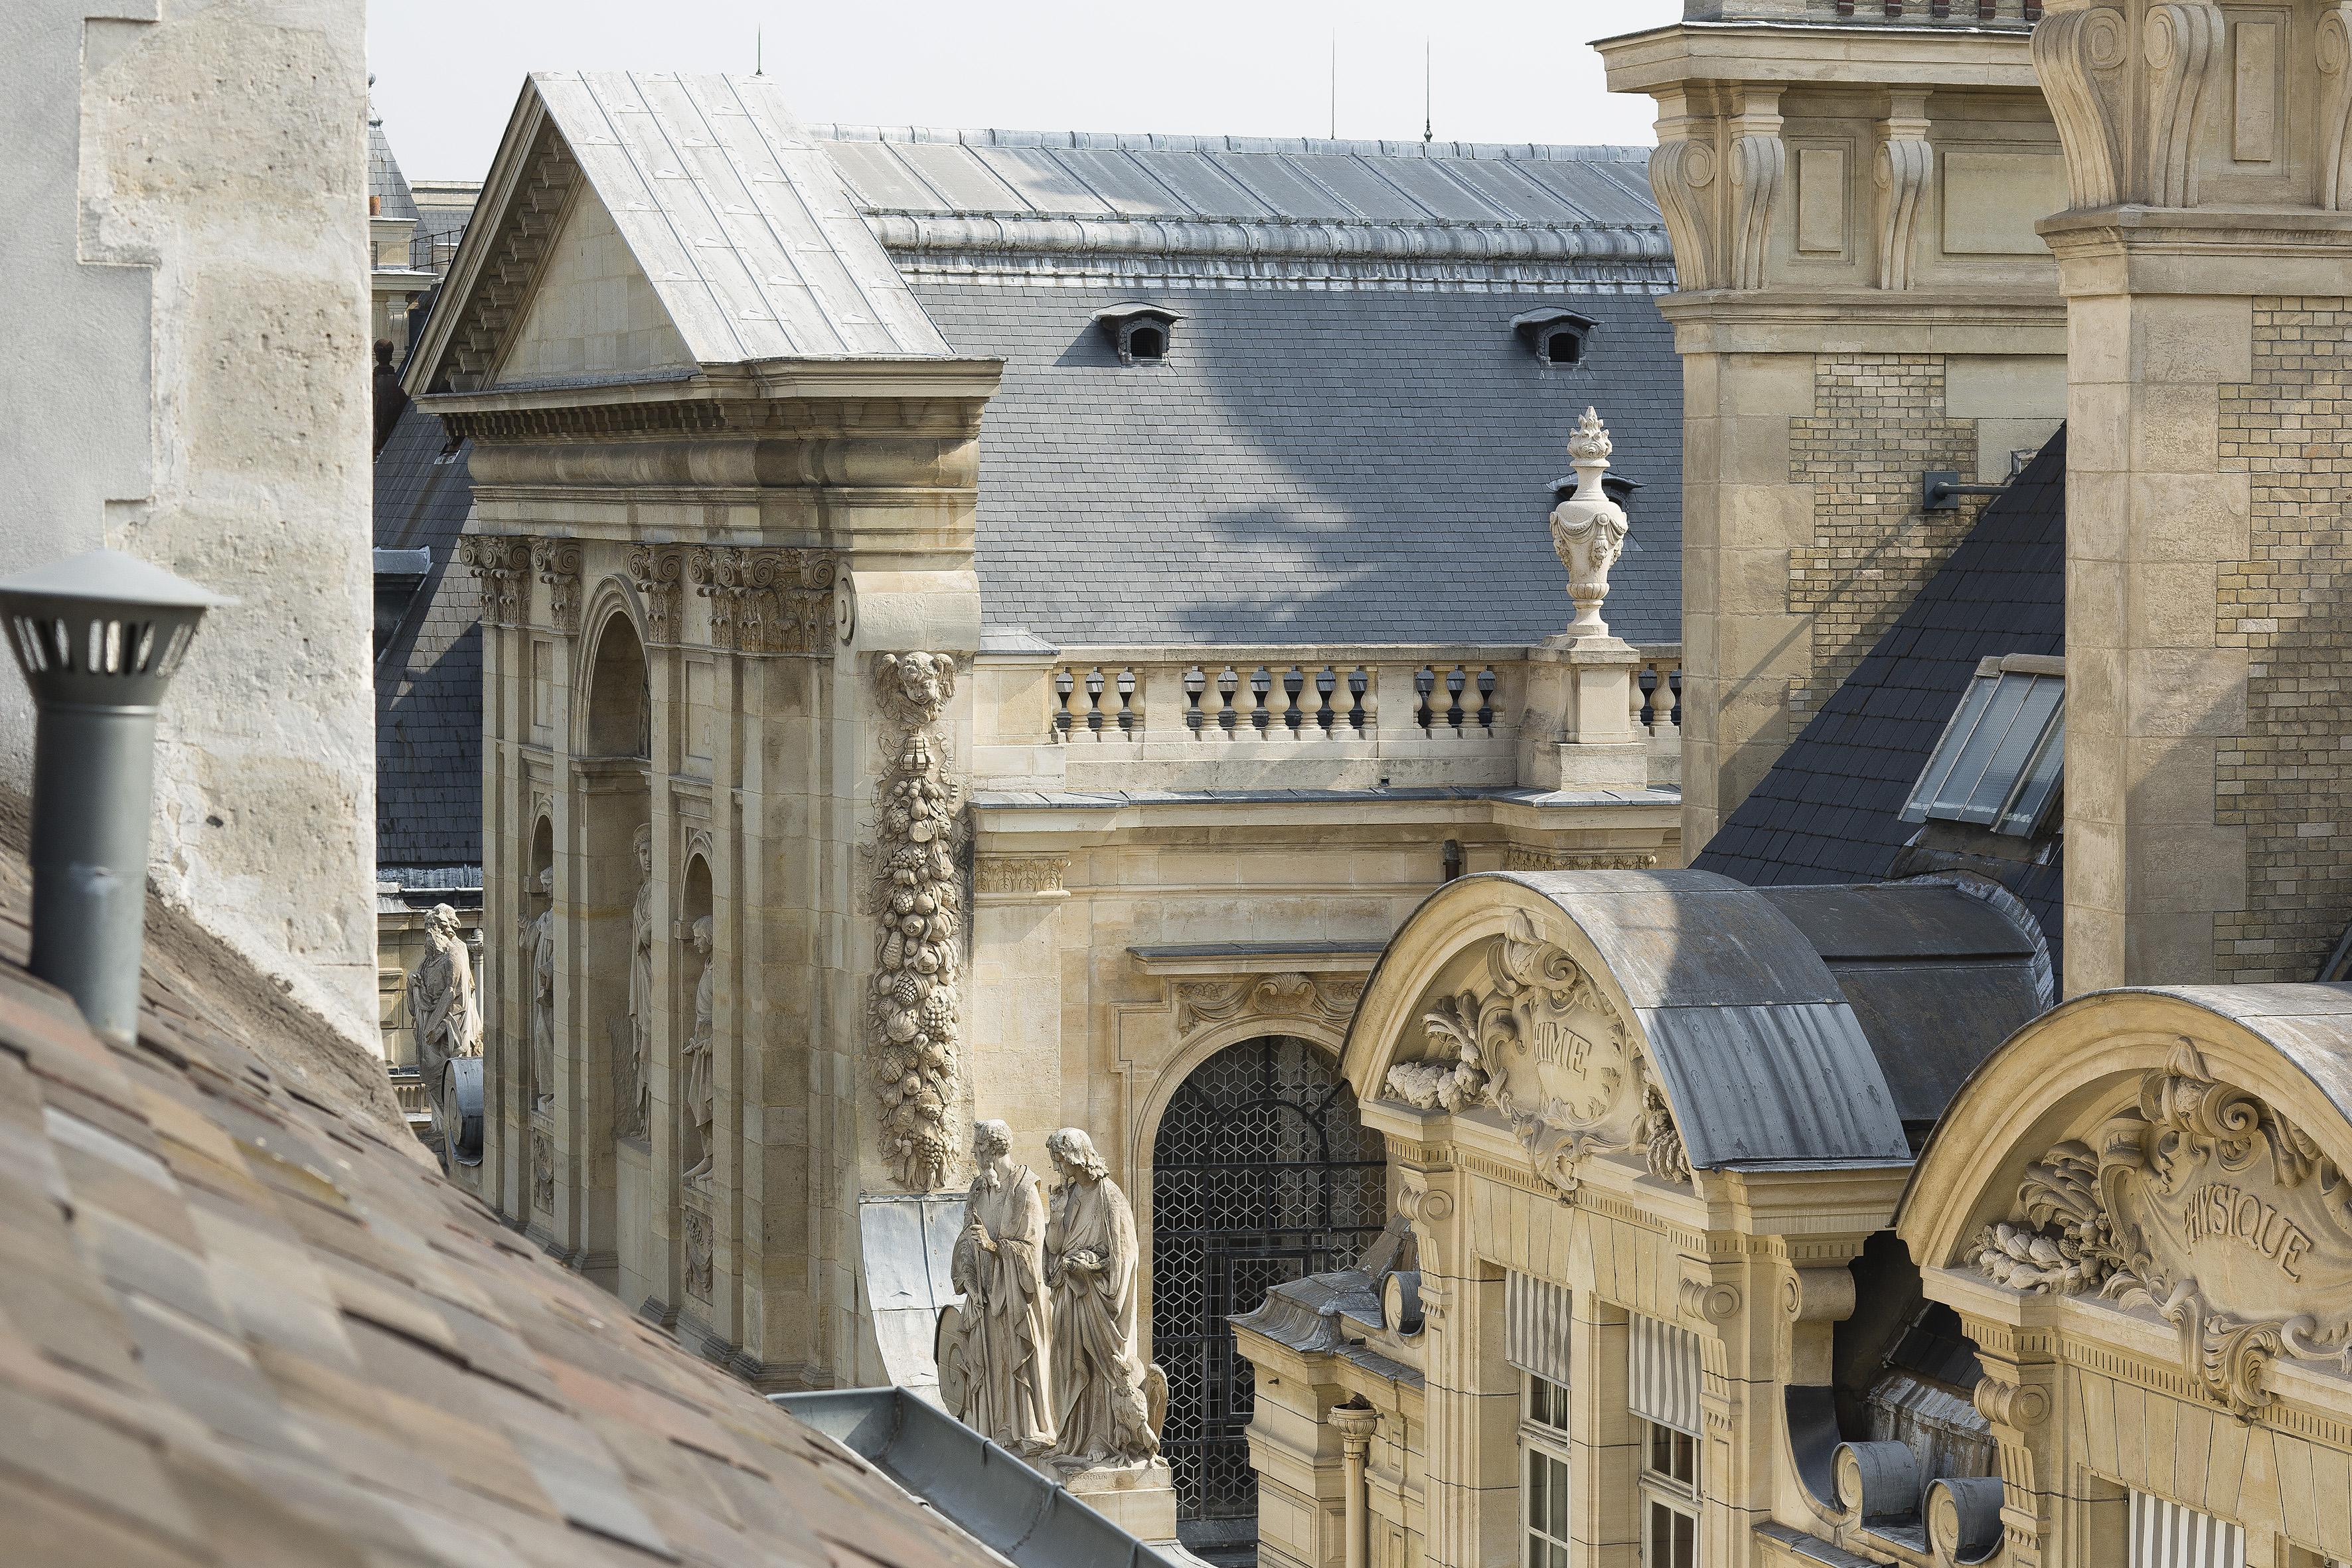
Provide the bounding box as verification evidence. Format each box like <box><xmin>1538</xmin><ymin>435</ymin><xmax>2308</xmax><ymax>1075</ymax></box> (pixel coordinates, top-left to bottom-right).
<box><xmin>1424</xmin><ymin>39</ymin><xmax>1433</xmax><ymax>146</ymax></box>
<box><xmin>755</xmin><ymin>27</ymin><xmax>763</xmax><ymax>76</ymax></box>
<box><xmin>1329</xmin><ymin>33</ymin><xmax>1336</xmax><ymax>139</ymax></box>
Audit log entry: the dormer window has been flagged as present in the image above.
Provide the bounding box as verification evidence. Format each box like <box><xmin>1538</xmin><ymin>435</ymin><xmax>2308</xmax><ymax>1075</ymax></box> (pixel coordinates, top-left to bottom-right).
<box><xmin>1512</xmin><ymin>308</ymin><xmax>1595</xmax><ymax>367</ymax></box>
<box><xmin>1902</xmin><ymin>654</ymin><xmax>2065</xmax><ymax>837</ymax></box>
<box><xmin>1093</xmin><ymin>302</ymin><xmax>1180</xmax><ymax>365</ymax></box>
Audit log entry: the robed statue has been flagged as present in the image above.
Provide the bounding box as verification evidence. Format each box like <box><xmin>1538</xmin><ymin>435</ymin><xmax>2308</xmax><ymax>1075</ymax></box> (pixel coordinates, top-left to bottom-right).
<box><xmin>681</xmin><ymin>915</ymin><xmax>716</xmax><ymax>1184</ymax></box>
<box><xmin>1044</xmin><ymin>1127</ymin><xmax>1164</xmax><ymax>1470</ymax></box>
<box><xmin>940</xmin><ymin>1120</ymin><xmax>1056</xmax><ymax>1455</ymax></box>
<box><xmin>406</xmin><ymin>902</ymin><xmax>481</xmax><ymax>1093</ymax></box>
<box><xmin>624</xmin><ymin>824</ymin><xmax>654</xmax><ymax>1140</ymax></box>
<box><xmin>520</xmin><ymin>866</ymin><xmax>556</xmax><ymax>1111</ymax></box>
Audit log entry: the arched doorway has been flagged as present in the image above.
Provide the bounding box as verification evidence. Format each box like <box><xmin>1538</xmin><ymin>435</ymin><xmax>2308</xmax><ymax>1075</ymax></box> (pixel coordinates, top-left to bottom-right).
<box><xmin>1150</xmin><ymin>1034</ymin><xmax>1387</xmax><ymax>1559</ymax></box>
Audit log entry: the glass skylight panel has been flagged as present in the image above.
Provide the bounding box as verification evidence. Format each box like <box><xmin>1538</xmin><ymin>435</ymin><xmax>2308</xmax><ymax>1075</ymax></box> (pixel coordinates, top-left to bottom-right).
<box><xmin>1902</xmin><ymin>659</ymin><xmax>2065</xmax><ymax>837</ymax></box>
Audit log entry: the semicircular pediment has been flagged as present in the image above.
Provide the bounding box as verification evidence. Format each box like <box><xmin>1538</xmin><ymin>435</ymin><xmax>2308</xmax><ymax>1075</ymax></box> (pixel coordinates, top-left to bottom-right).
<box><xmin>1903</xmin><ymin>985</ymin><xmax>2352</xmax><ymax>1418</ymax></box>
<box><xmin>1344</xmin><ymin>870</ymin><xmax>1911</xmax><ymax>1191</ymax></box>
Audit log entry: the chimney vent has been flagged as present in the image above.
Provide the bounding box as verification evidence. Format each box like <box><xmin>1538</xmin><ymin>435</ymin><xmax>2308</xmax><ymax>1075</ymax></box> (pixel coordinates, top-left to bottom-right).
<box><xmin>0</xmin><ymin>550</ymin><xmax>225</xmax><ymax>1044</ymax></box>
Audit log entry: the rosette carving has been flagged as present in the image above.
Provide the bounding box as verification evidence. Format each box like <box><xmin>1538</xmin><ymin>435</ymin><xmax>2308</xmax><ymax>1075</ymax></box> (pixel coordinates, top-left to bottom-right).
<box><xmin>868</xmin><ymin>653</ymin><xmax>965</xmax><ymax>1192</ymax></box>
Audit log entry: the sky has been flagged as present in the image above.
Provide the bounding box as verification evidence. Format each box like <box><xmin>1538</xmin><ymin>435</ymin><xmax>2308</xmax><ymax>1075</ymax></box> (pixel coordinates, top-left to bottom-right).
<box><xmin>368</xmin><ymin>0</ymin><xmax>1686</xmax><ymax>183</ymax></box>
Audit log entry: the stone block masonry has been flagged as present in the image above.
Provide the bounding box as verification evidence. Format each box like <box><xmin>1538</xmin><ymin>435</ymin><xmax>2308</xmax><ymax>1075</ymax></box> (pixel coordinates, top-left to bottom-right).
<box><xmin>2216</xmin><ymin>299</ymin><xmax>2352</xmax><ymax>982</ymax></box>
<box><xmin>1787</xmin><ymin>355</ymin><xmax>1986</xmax><ymax>716</ymax></box>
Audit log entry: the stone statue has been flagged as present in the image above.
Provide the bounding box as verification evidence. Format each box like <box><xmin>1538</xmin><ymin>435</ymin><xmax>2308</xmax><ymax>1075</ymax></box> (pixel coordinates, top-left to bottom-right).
<box><xmin>406</xmin><ymin>903</ymin><xmax>481</xmax><ymax>1094</ymax></box>
<box><xmin>624</xmin><ymin>824</ymin><xmax>654</xmax><ymax>1140</ymax></box>
<box><xmin>681</xmin><ymin>915</ymin><xmax>715</xmax><ymax>1184</ymax></box>
<box><xmin>943</xmin><ymin>1119</ymin><xmax>1057</xmax><ymax>1456</ymax></box>
<box><xmin>1044</xmin><ymin>1127</ymin><xmax>1162</xmax><ymax>1471</ymax></box>
<box><xmin>521</xmin><ymin>866</ymin><xmax>556</xmax><ymax>1112</ymax></box>
<box><xmin>1549</xmin><ymin>406</ymin><xmax>1630</xmax><ymax>641</ymax></box>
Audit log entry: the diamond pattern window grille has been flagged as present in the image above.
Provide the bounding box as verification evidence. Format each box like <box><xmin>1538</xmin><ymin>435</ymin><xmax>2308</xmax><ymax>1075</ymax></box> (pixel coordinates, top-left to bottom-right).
<box><xmin>1150</xmin><ymin>1035</ymin><xmax>1387</xmax><ymax>1545</ymax></box>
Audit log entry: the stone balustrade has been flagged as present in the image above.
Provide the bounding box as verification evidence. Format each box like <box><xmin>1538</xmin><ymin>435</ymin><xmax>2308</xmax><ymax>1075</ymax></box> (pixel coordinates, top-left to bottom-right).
<box><xmin>975</xmin><ymin>643</ymin><xmax>1680</xmax><ymax>795</ymax></box>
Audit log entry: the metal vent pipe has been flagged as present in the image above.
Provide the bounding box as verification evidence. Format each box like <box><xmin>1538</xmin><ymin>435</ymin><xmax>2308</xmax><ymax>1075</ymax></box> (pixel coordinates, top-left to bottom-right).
<box><xmin>0</xmin><ymin>550</ymin><xmax>224</xmax><ymax>1045</ymax></box>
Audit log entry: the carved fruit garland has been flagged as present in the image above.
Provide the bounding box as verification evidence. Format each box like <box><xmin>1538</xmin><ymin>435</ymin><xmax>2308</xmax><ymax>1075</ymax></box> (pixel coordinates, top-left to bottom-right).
<box><xmin>870</xmin><ymin>653</ymin><xmax>964</xmax><ymax>1192</ymax></box>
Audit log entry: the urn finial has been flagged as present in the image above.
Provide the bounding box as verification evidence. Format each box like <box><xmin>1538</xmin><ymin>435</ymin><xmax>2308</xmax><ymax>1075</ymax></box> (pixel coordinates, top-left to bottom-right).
<box><xmin>1549</xmin><ymin>408</ymin><xmax>1630</xmax><ymax>642</ymax></box>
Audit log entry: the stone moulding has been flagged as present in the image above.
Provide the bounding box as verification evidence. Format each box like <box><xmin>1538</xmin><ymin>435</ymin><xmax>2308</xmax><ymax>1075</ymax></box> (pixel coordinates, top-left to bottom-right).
<box><xmin>973</xmin><ymin>854</ymin><xmax>1071</xmax><ymax>898</ymax></box>
<box><xmin>1380</xmin><ymin>909</ymin><xmax>1688</xmax><ymax>1192</ymax></box>
<box><xmin>1172</xmin><ymin>973</ymin><xmax>1366</xmax><ymax>1038</ymax></box>
<box><xmin>687</xmin><ymin>546</ymin><xmax>838</xmax><ymax>657</ymax></box>
<box><xmin>1967</xmin><ymin>1041</ymin><xmax>2352</xmax><ymax>1418</ymax></box>
<box><xmin>1504</xmin><ymin>848</ymin><xmax>1662</xmax><ymax>873</ymax></box>
<box><xmin>458</xmin><ymin>535</ymin><xmax>532</xmax><ymax>626</ymax></box>
<box><xmin>868</xmin><ymin>653</ymin><xmax>965</xmax><ymax>1192</ymax></box>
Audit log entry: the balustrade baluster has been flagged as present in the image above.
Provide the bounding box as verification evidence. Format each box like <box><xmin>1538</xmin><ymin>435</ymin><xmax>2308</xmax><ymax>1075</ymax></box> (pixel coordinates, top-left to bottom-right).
<box><xmin>1476</xmin><ymin>666</ymin><xmax>1497</xmax><ymax>732</ymax></box>
<box><xmin>1413</xmin><ymin>666</ymin><xmax>1437</xmax><ymax>736</ymax></box>
<box><xmin>1315</xmin><ymin>667</ymin><xmax>1338</xmax><ymax>736</ymax></box>
<box><xmin>1283</xmin><ymin>666</ymin><xmax>1306</xmax><ymax>734</ymax></box>
<box><xmin>1084</xmin><ymin>667</ymin><xmax>1106</xmax><ymax>736</ymax></box>
<box><xmin>1216</xmin><ymin>666</ymin><xmax>1239</xmax><ymax>736</ymax></box>
<box><xmin>1054</xmin><ymin>668</ymin><xmax>1075</xmax><ymax>739</ymax></box>
<box><xmin>1444</xmin><ymin>665</ymin><xmax>1467</xmax><ymax>735</ymax></box>
<box><xmin>1638</xmin><ymin>666</ymin><xmax>1659</xmax><ymax>731</ymax></box>
<box><xmin>1115</xmin><ymin>668</ymin><xmax>1137</xmax><ymax>736</ymax></box>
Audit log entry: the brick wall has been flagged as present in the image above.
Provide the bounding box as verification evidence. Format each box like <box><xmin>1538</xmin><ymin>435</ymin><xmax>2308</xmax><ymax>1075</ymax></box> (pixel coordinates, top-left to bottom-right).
<box><xmin>2216</xmin><ymin>298</ymin><xmax>2352</xmax><ymax>981</ymax></box>
<box><xmin>1786</xmin><ymin>354</ymin><xmax>1984</xmax><ymax>718</ymax></box>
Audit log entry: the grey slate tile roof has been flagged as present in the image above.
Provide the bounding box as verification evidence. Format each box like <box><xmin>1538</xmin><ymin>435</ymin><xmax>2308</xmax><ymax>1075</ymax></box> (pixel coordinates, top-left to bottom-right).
<box><xmin>366</xmin><ymin>112</ymin><xmax>419</xmax><ymax>222</ymax></box>
<box><xmin>1692</xmin><ymin>428</ymin><xmax>2067</xmax><ymax>964</ymax></box>
<box><xmin>912</xmin><ymin>279</ymin><xmax>1682</xmax><ymax>645</ymax></box>
<box><xmin>374</xmin><ymin>401</ymin><xmax>481</xmax><ymax>871</ymax></box>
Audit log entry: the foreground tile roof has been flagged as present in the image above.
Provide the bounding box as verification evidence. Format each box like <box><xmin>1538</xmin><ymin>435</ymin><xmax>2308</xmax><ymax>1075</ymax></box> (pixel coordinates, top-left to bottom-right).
<box><xmin>0</xmin><ymin>792</ymin><xmax>996</xmax><ymax>1568</ymax></box>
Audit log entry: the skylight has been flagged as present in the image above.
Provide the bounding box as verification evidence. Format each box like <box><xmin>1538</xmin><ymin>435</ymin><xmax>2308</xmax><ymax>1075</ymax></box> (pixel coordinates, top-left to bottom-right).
<box><xmin>1901</xmin><ymin>655</ymin><xmax>2065</xmax><ymax>838</ymax></box>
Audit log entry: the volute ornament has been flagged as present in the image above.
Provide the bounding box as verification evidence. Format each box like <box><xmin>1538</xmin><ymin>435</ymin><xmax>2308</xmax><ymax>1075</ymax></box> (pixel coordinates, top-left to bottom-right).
<box><xmin>1967</xmin><ymin>1040</ymin><xmax>2352</xmax><ymax>1417</ymax></box>
<box><xmin>1379</xmin><ymin>909</ymin><xmax>1687</xmax><ymax>1192</ymax></box>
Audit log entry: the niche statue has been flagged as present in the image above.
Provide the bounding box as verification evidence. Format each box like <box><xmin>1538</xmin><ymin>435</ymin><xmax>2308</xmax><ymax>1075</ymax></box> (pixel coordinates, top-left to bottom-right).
<box><xmin>681</xmin><ymin>915</ymin><xmax>716</xmax><ymax>1184</ymax></box>
<box><xmin>939</xmin><ymin>1119</ymin><xmax>1056</xmax><ymax>1455</ymax></box>
<box><xmin>520</xmin><ymin>866</ymin><xmax>555</xmax><ymax>1111</ymax></box>
<box><xmin>1044</xmin><ymin>1127</ymin><xmax>1166</xmax><ymax>1471</ymax></box>
<box><xmin>623</xmin><ymin>824</ymin><xmax>653</xmax><ymax>1140</ymax></box>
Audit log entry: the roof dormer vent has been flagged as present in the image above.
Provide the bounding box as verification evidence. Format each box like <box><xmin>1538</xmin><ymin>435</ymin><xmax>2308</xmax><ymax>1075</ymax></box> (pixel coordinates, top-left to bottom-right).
<box><xmin>1512</xmin><ymin>307</ymin><xmax>1595</xmax><ymax>367</ymax></box>
<box><xmin>1093</xmin><ymin>302</ymin><xmax>1180</xmax><ymax>365</ymax></box>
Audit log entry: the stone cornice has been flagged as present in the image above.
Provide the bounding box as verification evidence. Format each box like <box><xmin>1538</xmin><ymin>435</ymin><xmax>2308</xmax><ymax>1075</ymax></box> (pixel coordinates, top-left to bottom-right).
<box><xmin>1595</xmin><ymin>19</ymin><xmax>2039</xmax><ymax>95</ymax></box>
<box><xmin>2041</xmin><ymin>204</ymin><xmax>2352</xmax><ymax>293</ymax></box>
<box><xmin>1656</xmin><ymin>287</ymin><xmax>2067</xmax><ymax>353</ymax></box>
<box><xmin>424</xmin><ymin>386</ymin><xmax>995</xmax><ymax>445</ymax></box>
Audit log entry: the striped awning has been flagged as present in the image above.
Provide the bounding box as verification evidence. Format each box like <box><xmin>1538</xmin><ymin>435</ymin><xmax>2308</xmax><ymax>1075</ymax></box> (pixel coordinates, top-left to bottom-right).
<box><xmin>1505</xmin><ymin>1273</ymin><xmax>1571</xmax><ymax>1387</ymax></box>
<box><xmin>1628</xmin><ymin>1313</ymin><xmax>1701</xmax><ymax>1437</ymax></box>
<box><xmin>2131</xmin><ymin>1494</ymin><xmax>2244</xmax><ymax>1568</ymax></box>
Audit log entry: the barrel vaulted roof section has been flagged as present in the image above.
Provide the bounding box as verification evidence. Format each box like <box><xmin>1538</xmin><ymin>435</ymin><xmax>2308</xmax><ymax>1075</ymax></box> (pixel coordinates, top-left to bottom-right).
<box><xmin>1346</xmin><ymin>870</ymin><xmax>1916</xmax><ymax>1168</ymax></box>
<box><xmin>406</xmin><ymin>72</ymin><xmax>957</xmax><ymax>393</ymax></box>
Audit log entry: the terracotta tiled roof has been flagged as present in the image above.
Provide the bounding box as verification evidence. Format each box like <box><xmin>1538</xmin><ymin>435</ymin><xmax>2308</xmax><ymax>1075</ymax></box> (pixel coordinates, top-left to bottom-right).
<box><xmin>0</xmin><ymin>793</ymin><xmax>996</xmax><ymax>1568</ymax></box>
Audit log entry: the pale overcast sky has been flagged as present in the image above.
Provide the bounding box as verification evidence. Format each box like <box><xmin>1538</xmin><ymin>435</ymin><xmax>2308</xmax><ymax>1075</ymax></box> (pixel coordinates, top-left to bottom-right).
<box><xmin>368</xmin><ymin>0</ymin><xmax>1685</xmax><ymax>183</ymax></box>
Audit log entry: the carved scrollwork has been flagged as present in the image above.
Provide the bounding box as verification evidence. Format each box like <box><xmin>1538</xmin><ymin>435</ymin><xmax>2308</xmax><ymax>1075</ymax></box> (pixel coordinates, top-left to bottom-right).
<box><xmin>1678</xmin><ymin>1277</ymin><xmax>1741</xmax><ymax>1324</ymax></box>
<box><xmin>2033</xmin><ymin>5</ymin><xmax>2129</xmax><ymax>211</ymax></box>
<box><xmin>1379</xmin><ymin>909</ymin><xmax>1689</xmax><ymax>1192</ymax></box>
<box><xmin>2320</xmin><ymin>5</ymin><xmax>2352</xmax><ymax>211</ymax></box>
<box><xmin>868</xmin><ymin>653</ymin><xmax>965</xmax><ymax>1192</ymax></box>
<box><xmin>1971</xmin><ymin>1373</ymin><xmax>2049</xmax><ymax>1428</ymax></box>
<box><xmin>1967</xmin><ymin>1040</ymin><xmax>2352</xmax><ymax>1417</ymax></box>
<box><xmin>2142</xmin><ymin>3</ymin><xmax>2223</xmax><ymax>208</ymax></box>
<box><xmin>687</xmin><ymin>546</ymin><xmax>839</xmax><ymax>655</ymax></box>
<box><xmin>458</xmin><ymin>534</ymin><xmax>532</xmax><ymax>626</ymax></box>
<box><xmin>1874</xmin><ymin>95</ymin><xmax>1933</xmax><ymax>292</ymax></box>
<box><xmin>1727</xmin><ymin>92</ymin><xmax>1784</xmax><ymax>293</ymax></box>
<box><xmin>529</xmin><ymin>538</ymin><xmax>584</xmax><ymax>633</ymax></box>
<box><xmin>1173</xmin><ymin>973</ymin><xmax>1365</xmax><ymax>1038</ymax></box>
<box><xmin>627</xmin><ymin>544</ymin><xmax>687</xmax><ymax>645</ymax></box>
<box><xmin>1648</xmin><ymin>134</ymin><xmax>1718</xmax><ymax>292</ymax></box>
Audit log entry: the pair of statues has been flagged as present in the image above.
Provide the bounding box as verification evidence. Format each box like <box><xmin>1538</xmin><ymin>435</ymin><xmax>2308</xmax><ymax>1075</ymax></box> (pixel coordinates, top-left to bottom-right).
<box><xmin>942</xmin><ymin>1121</ymin><xmax>1166</xmax><ymax>1474</ymax></box>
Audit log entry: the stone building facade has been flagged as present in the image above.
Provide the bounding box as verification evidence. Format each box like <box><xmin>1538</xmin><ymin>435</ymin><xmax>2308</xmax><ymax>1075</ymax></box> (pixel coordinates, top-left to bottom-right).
<box><xmin>1243</xmin><ymin>7</ymin><xmax>2352</xmax><ymax>1568</ymax></box>
<box><xmin>398</xmin><ymin>70</ymin><xmax>1691</xmax><ymax>1555</ymax></box>
<box><xmin>7</xmin><ymin>0</ymin><xmax>379</xmax><ymax>1044</ymax></box>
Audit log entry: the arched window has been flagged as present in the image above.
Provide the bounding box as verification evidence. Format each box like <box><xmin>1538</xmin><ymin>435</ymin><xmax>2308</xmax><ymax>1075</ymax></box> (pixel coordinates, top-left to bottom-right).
<box><xmin>1150</xmin><ymin>1036</ymin><xmax>1386</xmax><ymax>1553</ymax></box>
<box><xmin>585</xmin><ymin>613</ymin><xmax>649</xmax><ymax>757</ymax></box>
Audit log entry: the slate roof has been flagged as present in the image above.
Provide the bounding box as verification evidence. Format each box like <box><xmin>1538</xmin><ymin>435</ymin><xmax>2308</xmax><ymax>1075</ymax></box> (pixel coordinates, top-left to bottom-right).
<box><xmin>523</xmin><ymin>73</ymin><xmax>955</xmax><ymax>362</ymax></box>
<box><xmin>810</xmin><ymin>125</ymin><xmax>1668</xmax><ymax>232</ymax></box>
<box><xmin>1692</xmin><ymin>428</ymin><xmax>2067</xmax><ymax>961</ymax></box>
<box><xmin>0</xmin><ymin>795</ymin><xmax>1001</xmax><ymax>1568</ymax></box>
<box><xmin>913</xmin><ymin>279</ymin><xmax>1682</xmax><ymax>645</ymax></box>
<box><xmin>375</xmin><ymin>401</ymin><xmax>481</xmax><ymax>873</ymax></box>
<box><xmin>368</xmin><ymin>111</ymin><xmax>420</xmax><ymax>223</ymax></box>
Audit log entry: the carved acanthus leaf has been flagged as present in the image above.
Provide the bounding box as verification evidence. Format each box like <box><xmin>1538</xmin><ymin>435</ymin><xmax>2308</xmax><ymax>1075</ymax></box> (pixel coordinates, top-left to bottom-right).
<box><xmin>687</xmin><ymin>546</ymin><xmax>838</xmax><ymax>655</ymax></box>
<box><xmin>530</xmin><ymin>538</ymin><xmax>584</xmax><ymax>633</ymax></box>
<box><xmin>458</xmin><ymin>534</ymin><xmax>532</xmax><ymax>626</ymax></box>
<box><xmin>1967</xmin><ymin>1041</ymin><xmax>2352</xmax><ymax>1418</ymax></box>
<box><xmin>1174</xmin><ymin>973</ymin><xmax>1366</xmax><ymax>1037</ymax></box>
<box><xmin>627</xmin><ymin>544</ymin><xmax>686</xmax><ymax>644</ymax></box>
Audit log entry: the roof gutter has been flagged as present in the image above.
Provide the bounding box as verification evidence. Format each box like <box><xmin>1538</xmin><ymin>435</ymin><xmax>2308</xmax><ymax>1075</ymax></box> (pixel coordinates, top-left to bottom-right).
<box><xmin>776</xmin><ymin>1388</ymin><xmax>1188</xmax><ymax>1568</ymax></box>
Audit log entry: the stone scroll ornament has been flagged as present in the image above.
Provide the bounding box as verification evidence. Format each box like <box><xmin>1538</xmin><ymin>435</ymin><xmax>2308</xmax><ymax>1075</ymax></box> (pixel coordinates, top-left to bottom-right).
<box><xmin>1382</xmin><ymin>909</ymin><xmax>1689</xmax><ymax>1190</ymax></box>
<box><xmin>1549</xmin><ymin>408</ymin><xmax>1631</xmax><ymax>641</ymax></box>
<box><xmin>870</xmin><ymin>653</ymin><xmax>965</xmax><ymax>1192</ymax></box>
<box><xmin>1970</xmin><ymin>1041</ymin><xmax>2352</xmax><ymax>1419</ymax></box>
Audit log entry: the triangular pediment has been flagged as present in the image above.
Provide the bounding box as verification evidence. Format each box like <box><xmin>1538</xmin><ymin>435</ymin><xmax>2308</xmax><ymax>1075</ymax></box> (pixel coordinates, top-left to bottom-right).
<box><xmin>492</xmin><ymin>183</ymin><xmax>692</xmax><ymax>388</ymax></box>
<box><xmin>404</xmin><ymin>72</ymin><xmax>957</xmax><ymax>397</ymax></box>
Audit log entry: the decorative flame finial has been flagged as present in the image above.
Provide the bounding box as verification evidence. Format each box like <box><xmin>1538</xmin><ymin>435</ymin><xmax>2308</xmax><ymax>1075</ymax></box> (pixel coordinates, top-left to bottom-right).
<box><xmin>1549</xmin><ymin>407</ymin><xmax>1630</xmax><ymax>642</ymax></box>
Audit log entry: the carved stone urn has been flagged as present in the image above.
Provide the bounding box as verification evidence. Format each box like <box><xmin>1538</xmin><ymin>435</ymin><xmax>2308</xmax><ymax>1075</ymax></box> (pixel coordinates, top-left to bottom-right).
<box><xmin>1549</xmin><ymin>407</ymin><xmax>1630</xmax><ymax>643</ymax></box>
